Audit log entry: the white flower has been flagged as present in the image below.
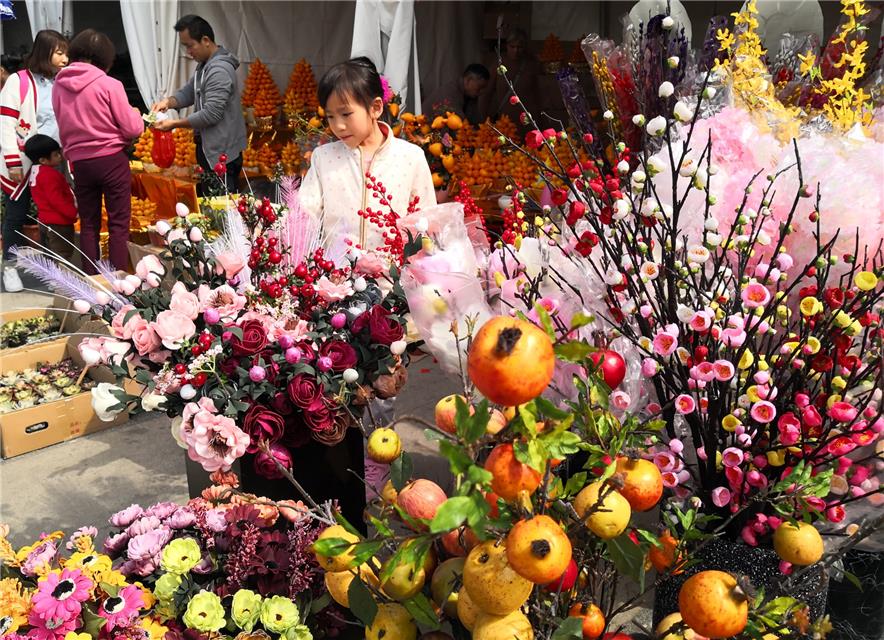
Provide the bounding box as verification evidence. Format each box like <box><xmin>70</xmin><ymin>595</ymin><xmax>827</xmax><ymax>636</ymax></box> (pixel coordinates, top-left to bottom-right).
<box><xmin>175</xmin><ymin>203</ymin><xmax>189</xmax><ymax>217</ymax></box>
<box><xmin>647</xmin><ymin>156</ymin><xmax>666</xmax><ymax>175</ymax></box>
<box><xmin>92</xmin><ymin>383</ymin><xmax>126</xmax><ymax>422</ymax></box>
<box><xmin>693</xmin><ymin>168</ymin><xmax>708</xmax><ymax>190</ymax></box>
<box><xmin>678</xmin><ymin>156</ymin><xmax>696</xmax><ymax>177</ymax></box>
<box><xmin>646</xmin><ymin>116</ymin><xmax>667</xmax><ymax>136</ymax></box>
<box><xmin>687</xmin><ymin>245</ymin><xmax>711</xmax><ymax>263</ymax></box>
<box><xmin>676</xmin><ymin>304</ymin><xmax>695</xmax><ymax>323</ymax></box>
<box><xmin>631</xmin><ymin>170</ymin><xmax>646</xmax><ymax>183</ymax></box>
<box><xmin>658</xmin><ymin>81</ymin><xmax>675</xmax><ymax>98</ymax></box>
<box><xmin>704</xmin><ymin>216</ymin><xmax>719</xmax><ymax>231</ymax></box>
<box><xmin>706</xmin><ymin>232</ymin><xmax>723</xmax><ymax>247</ymax></box>
<box><xmin>342</xmin><ymin>368</ymin><xmax>359</xmax><ymax>383</ymax></box>
<box><xmin>415</xmin><ymin>217</ymin><xmax>429</xmax><ymax>234</ymax></box>
<box><xmin>673</xmin><ymin>100</ymin><xmax>694</xmax><ymax>122</ymax></box>
<box><xmin>353</xmin><ymin>277</ymin><xmax>367</xmax><ymax>292</ymax></box>
<box><xmin>757</xmin><ymin>230</ymin><xmax>772</xmax><ymax>246</ymax></box>
<box><xmin>616</xmin><ymin>160</ymin><xmax>630</xmax><ymax>174</ymax></box>
<box><xmin>179</xmin><ymin>384</ymin><xmax>197</xmax><ymax>400</ymax></box>
<box><xmin>703</xmin><ymin>86</ymin><xmax>717</xmax><ymax>100</ymax></box>
<box><xmin>141</xmin><ymin>393</ymin><xmax>167</xmax><ymax>412</ymax></box>
<box><xmin>640</xmin><ymin>199</ymin><xmax>657</xmax><ymax>217</ymax></box>
<box><xmin>640</xmin><ymin>262</ymin><xmax>660</xmax><ymax>280</ymax></box>
<box><xmin>612</xmin><ymin>198</ymin><xmax>631</xmax><ymax>220</ymax></box>
<box><xmin>667</xmin><ymin>56</ymin><xmax>680</xmax><ymax>69</ymax></box>
<box><xmin>80</xmin><ymin>345</ymin><xmax>102</xmax><ymax>366</ymax></box>
<box><xmin>632</xmin><ymin>114</ymin><xmax>646</xmax><ymax>126</ymax></box>
<box><xmin>390</xmin><ymin>340</ymin><xmax>407</xmax><ymax>356</ymax></box>
<box><xmin>603</xmin><ymin>110</ymin><xmax>614</xmax><ymax>120</ymax></box>
<box><xmin>622</xmin><ymin>299</ymin><xmax>637</xmax><ymax>315</ymax></box>
<box><xmin>604</xmin><ymin>267</ymin><xmax>622</xmax><ymax>286</ymax></box>
<box><xmin>662</xmin><ymin>16</ymin><xmax>675</xmax><ymax>29</ymax></box>
<box><xmin>170</xmin><ymin>417</ymin><xmax>187</xmax><ymax>448</ymax></box>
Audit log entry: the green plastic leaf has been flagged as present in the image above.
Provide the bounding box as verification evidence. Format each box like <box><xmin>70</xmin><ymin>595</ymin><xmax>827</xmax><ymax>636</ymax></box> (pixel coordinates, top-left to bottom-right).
<box><xmin>464</xmin><ymin>399</ymin><xmax>491</xmax><ymax>443</ymax></box>
<box><xmin>842</xmin><ymin>569</ymin><xmax>863</xmax><ymax>592</ymax></box>
<box><xmin>347</xmin><ymin>575</ymin><xmax>378</xmax><ymax>627</ymax></box>
<box><xmin>99</xmin><ymin>582</ymin><xmax>120</xmax><ymax>596</ymax></box>
<box><xmin>534</xmin><ymin>396</ymin><xmax>571</xmax><ymax>420</ymax></box>
<box><xmin>534</xmin><ymin>303</ymin><xmax>556</xmax><ymax>341</ymax></box>
<box><xmin>570</xmin><ymin>311</ymin><xmax>595</xmax><ymax>331</ymax></box>
<box><xmin>564</xmin><ymin>472</ymin><xmax>588</xmax><ymax>497</ymax></box>
<box><xmin>350</xmin><ymin>540</ymin><xmax>384</xmax><ymax>567</ymax></box>
<box><xmin>310</xmin><ymin>592</ymin><xmax>331</xmax><ymax>613</ymax></box>
<box><xmin>80</xmin><ymin>606</ymin><xmax>105</xmax><ymax>639</ymax></box>
<box><xmin>391</xmin><ymin>451</ymin><xmax>414</xmax><ymax>491</ymax></box>
<box><xmin>555</xmin><ymin>340</ymin><xmax>594</xmax><ymax>363</ymax></box>
<box><xmin>606</xmin><ymin>534</ymin><xmax>646</xmax><ymax>589</ymax></box>
<box><xmin>312</xmin><ymin>537</ymin><xmax>354</xmax><ymax>558</ymax></box>
<box><xmin>513</xmin><ymin>438</ymin><xmax>546</xmax><ymax>473</ymax></box>
<box><xmin>430</xmin><ymin>497</ymin><xmax>478</xmax><ymax>534</ymax></box>
<box><xmin>403</xmin><ymin>593</ymin><xmax>440</xmax><ymax>630</ymax></box>
<box><xmin>439</xmin><ymin>440</ymin><xmax>474</xmax><ymax>476</ymax></box>
<box><xmin>369</xmin><ymin>516</ymin><xmax>394</xmax><ymax>538</ymax></box>
<box><xmin>465</xmin><ymin>464</ymin><xmax>493</xmax><ymax>487</ymax></box>
<box><xmin>551</xmin><ymin>616</ymin><xmax>585</xmax><ymax>639</ymax></box>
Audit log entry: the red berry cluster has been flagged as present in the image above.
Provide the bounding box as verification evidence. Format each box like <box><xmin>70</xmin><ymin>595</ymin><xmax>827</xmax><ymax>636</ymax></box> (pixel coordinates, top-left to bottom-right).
<box><xmin>453</xmin><ymin>181</ymin><xmax>489</xmax><ymax>242</ymax></box>
<box><xmin>248</xmin><ymin>235</ymin><xmax>283</xmax><ymax>272</ymax></box>
<box><xmin>357</xmin><ymin>173</ymin><xmax>418</xmax><ymax>265</ymax></box>
<box><xmin>239</xmin><ymin>195</ymin><xmax>278</xmax><ymax>228</ymax></box>
<box><xmin>500</xmin><ymin>185</ymin><xmax>527</xmax><ymax>245</ymax></box>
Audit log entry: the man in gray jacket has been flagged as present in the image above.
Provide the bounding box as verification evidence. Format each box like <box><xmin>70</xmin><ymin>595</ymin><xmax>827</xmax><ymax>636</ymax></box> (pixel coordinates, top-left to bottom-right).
<box><xmin>152</xmin><ymin>15</ymin><xmax>247</xmax><ymax>193</ymax></box>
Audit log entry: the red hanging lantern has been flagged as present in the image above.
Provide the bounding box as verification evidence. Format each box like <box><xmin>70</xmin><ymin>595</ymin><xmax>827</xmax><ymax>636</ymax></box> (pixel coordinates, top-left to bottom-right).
<box><xmin>151</xmin><ymin>129</ymin><xmax>176</xmax><ymax>168</ymax></box>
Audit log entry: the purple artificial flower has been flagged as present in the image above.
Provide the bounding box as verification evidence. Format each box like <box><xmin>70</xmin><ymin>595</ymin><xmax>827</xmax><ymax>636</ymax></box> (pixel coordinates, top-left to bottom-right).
<box><xmin>66</xmin><ymin>526</ymin><xmax>99</xmax><ymax>551</ymax></box>
<box><xmin>166</xmin><ymin>508</ymin><xmax>197</xmax><ymax>529</ymax></box>
<box><xmin>20</xmin><ymin>539</ymin><xmax>58</xmax><ymax>577</ymax></box>
<box><xmin>145</xmin><ymin>502</ymin><xmax>179</xmax><ymax>520</ymax></box>
<box><xmin>103</xmin><ymin>532</ymin><xmax>130</xmax><ymax>556</ymax></box>
<box><xmin>109</xmin><ymin>504</ymin><xmax>144</xmax><ymax>528</ymax></box>
<box><xmin>125</xmin><ymin>516</ymin><xmax>162</xmax><ymax>538</ymax></box>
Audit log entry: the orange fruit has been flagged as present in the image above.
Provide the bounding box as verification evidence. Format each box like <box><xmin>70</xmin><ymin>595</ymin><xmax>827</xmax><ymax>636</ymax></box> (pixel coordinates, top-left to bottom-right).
<box><xmin>568</xmin><ymin>603</ymin><xmax>605</xmax><ymax>640</ymax></box>
<box><xmin>484</xmin><ymin>443</ymin><xmax>542</xmax><ymax>501</ymax></box>
<box><xmin>615</xmin><ymin>457</ymin><xmax>663</xmax><ymax>512</ymax></box>
<box><xmin>678</xmin><ymin>571</ymin><xmax>748</xmax><ymax>638</ymax></box>
<box><xmin>649</xmin><ymin>530</ymin><xmax>684</xmax><ymax>574</ymax></box>
<box><xmin>505</xmin><ymin>515</ymin><xmax>572</xmax><ymax>584</ymax></box>
<box><xmin>428</xmin><ymin>142</ymin><xmax>443</xmax><ymax>157</ymax></box>
<box><xmin>773</xmin><ymin>521</ymin><xmax>823</xmax><ymax>566</ymax></box>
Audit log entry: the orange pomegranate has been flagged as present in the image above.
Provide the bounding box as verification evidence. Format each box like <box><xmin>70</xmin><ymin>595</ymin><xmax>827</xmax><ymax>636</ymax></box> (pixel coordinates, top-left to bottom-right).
<box><xmin>467</xmin><ymin>316</ymin><xmax>555</xmax><ymax>406</ymax></box>
<box><xmin>505</xmin><ymin>515</ymin><xmax>572</xmax><ymax>584</ymax></box>
<box><xmin>397</xmin><ymin>479</ymin><xmax>447</xmax><ymax>528</ymax></box>
<box><xmin>678</xmin><ymin>571</ymin><xmax>748</xmax><ymax>638</ymax></box>
<box><xmin>485</xmin><ymin>492</ymin><xmax>501</xmax><ymax>518</ymax></box>
<box><xmin>648</xmin><ymin>530</ymin><xmax>684</xmax><ymax>574</ymax></box>
<box><xmin>484</xmin><ymin>443</ymin><xmax>542</xmax><ymax>501</ymax></box>
<box><xmin>615</xmin><ymin>457</ymin><xmax>663</xmax><ymax>512</ymax></box>
<box><xmin>568</xmin><ymin>603</ymin><xmax>605</xmax><ymax>640</ymax></box>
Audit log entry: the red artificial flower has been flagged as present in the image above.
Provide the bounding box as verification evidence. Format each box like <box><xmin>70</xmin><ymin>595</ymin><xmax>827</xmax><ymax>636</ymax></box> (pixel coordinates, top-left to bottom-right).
<box><xmin>822</xmin><ymin>287</ymin><xmax>844</xmax><ymax>309</ymax></box>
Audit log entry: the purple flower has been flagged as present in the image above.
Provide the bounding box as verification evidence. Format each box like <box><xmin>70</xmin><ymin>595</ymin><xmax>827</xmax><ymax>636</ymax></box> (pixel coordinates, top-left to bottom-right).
<box><xmin>192</xmin><ymin>554</ymin><xmax>215</xmax><ymax>574</ymax></box>
<box><xmin>66</xmin><ymin>526</ymin><xmax>99</xmax><ymax>551</ymax></box>
<box><xmin>109</xmin><ymin>504</ymin><xmax>144</xmax><ymax>528</ymax></box>
<box><xmin>167</xmin><ymin>508</ymin><xmax>197</xmax><ymax>529</ymax></box>
<box><xmin>126</xmin><ymin>527</ymin><xmax>172</xmax><ymax>575</ymax></box>
<box><xmin>204</xmin><ymin>509</ymin><xmax>227</xmax><ymax>533</ymax></box>
<box><xmin>103</xmin><ymin>532</ymin><xmax>130</xmax><ymax>556</ymax></box>
<box><xmin>20</xmin><ymin>539</ymin><xmax>58</xmax><ymax>577</ymax></box>
<box><xmin>126</xmin><ymin>515</ymin><xmax>162</xmax><ymax>538</ymax></box>
<box><xmin>145</xmin><ymin>501</ymin><xmax>179</xmax><ymax>520</ymax></box>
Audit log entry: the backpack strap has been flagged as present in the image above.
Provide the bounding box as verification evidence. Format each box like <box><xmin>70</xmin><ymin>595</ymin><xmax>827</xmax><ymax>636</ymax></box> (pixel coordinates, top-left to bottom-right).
<box><xmin>18</xmin><ymin>70</ymin><xmax>28</xmax><ymax>105</ymax></box>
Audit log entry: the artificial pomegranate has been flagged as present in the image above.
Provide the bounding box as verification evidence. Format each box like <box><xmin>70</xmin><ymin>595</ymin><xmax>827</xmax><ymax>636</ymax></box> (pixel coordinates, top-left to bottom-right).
<box><xmin>365</xmin><ymin>602</ymin><xmax>417</xmax><ymax>640</ymax></box>
<box><xmin>573</xmin><ymin>481</ymin><xmax>631</xmax><ymax>539</ymax></box>
<box><xmin>463</xmin><ymin>540</ymin><xmax>533</xmax><ymax>615</ymax></box>
<box><xmin>506</xmin><ymin>515</ymin><xmax>573</xmax><ymax>584</ymax></box>
<box><xmin>441</xmin><ymin>526</ymin><xmax>479</xmax><ymax>556</ymax></box>
<box><xmin>649</xmin><ymin>530</ymin><xmax>684</xmax><ymax>574</ymax></box>
<box><xmin>568</xmin><ymin>602</ymin><xmax>605</xmax><ymax>640</ymax></box>
<box><xmin>312</xmin><ymin>524</ymin><xmax>359</xmax><ymax>571</ymax></box>
<box><xmin>773</xmin><ymin>521</ymin><xmax>823</xmax><ymax>566</ymax></box>
<box><xmin>472</xmin><ymin>610</ymin><xmax>535</xmax><ymax>640</ymax></box>
<box><xmin>397</xmin><ymin>479</ymin><xmax>447</xmax><ymax>528</ymax></box>
<box><xmin>656</xmin><ymin>612</ymin><xmax>708</xmax><ymax>640</ymax></box>
<box><xmin>484</xmin><ymin>442</ymin><xmax>542</xmax><ymax>501</ymax></box>
<box><xmin>678</xmin><ymin>570</ymin><xmax>748</xmax><ymax>638</ymax></box>
<box><xmin>467</xmin><ymin>316</ymin><xmax>555</xmax><ymax>406</ymax></box>
<box><xmin>324</xmin><ymin>563</ymin><xmax>378</xmax><ymax>607</ymax></box>
<box><xmin>486</xmin><ymin>408</ymin><xmax>509</xmax><ymax>435</ymax></box>
<box><xmin>615</xmin><ymin>457</ymin><xmax>663</xmax><ymax>512</ymax></box>
<box><xmin>456</xmin><ymin>587</ymin><xmax>480</xmax><ymax>631</ymax></box>
<box><xmin>588</xmin><ymin>349</ymin><xmax>626</xmax><ymax>390</ymax></box>
<box><xmin>430</xmin><ymin>557</ymin><xmax>465</xmax><ymax>617</ymax></box>
<box><xmin>545</xmin><ymin>557</ymin><xmax>578</xmax><ymax>592</ymax></box>
<box><xmin>485</xmin><ymin>491</ymin><xmax>502</xmax><ymax>518</ymax></box>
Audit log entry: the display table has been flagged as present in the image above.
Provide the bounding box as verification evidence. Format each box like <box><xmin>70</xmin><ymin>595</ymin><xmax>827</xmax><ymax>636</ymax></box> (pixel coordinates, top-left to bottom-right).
<box><xmin>131</xmin><ymin>171</ymin><xmax>199</xmax><ymax>218</ymax></box>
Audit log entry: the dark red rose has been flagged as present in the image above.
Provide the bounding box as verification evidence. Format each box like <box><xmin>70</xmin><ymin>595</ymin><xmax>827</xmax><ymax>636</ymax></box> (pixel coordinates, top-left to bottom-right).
<box><xmin>354</xmin><ymin>305</ymin><xmax>404</xmax><ymax>345</ymax></box>
<box><xmin>242</xmin><ymin>404</ymin><xmax>286</xmax><ymax>453</ymax></box>
<box><xmin>319</xmin><ymin>340</ymin><xmax>358</xmax><ymax>371</ymax></box>
<box><xmin>219</xmin><ymin>357</ymin><xmax>240</xmax><ymax>377</ymax></box>
<box><xmin>302</xmin><ymin>398</ymin><xmax>335</xmax><ymax>432</ymax></box>
<box><xmin>271</xmin><ymin>392</ymin><xmax>294</xmax><ymax>415</ymax></box>
<box><xmin>287</xmin><ymin>374</ymin><xmax>324</xmax><ymax>410</ymax></box>
<box><xmin>231</xmin><ymin>320</ymin><xmax>268</xmax><ymax>356</ymax></box>
<box><xmin>253</xmin><ymin>442</ymin><xmax>292</xmax><ymax>480</ymax></box>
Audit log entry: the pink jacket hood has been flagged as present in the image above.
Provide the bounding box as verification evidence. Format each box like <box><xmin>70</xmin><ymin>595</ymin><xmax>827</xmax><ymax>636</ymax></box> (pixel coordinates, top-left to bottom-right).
<box><xmin>52</xmin><ymin>62</ymin><xmax>144</xmax><ymax>162</ymax></box>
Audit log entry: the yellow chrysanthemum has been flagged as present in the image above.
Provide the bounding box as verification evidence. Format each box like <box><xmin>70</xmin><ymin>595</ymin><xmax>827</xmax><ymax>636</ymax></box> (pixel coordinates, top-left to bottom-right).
<box><xmin>92</xmin><ymin>568</ymin><xmax>128</xmax><ymax>589</ymax></box>
<box><xmin>134</xmin><ymin>582</ymin><xmax>158</xmax><ymax>610</ymax></box>
<box><xmin>66</xmin><ymin>550</ymin><xmax>113</xmax><ymax>578</ymax></box>
<box><xmin>141</xmin><ymin>617</ymin><xmax>169</xmax><ymax>640</ymax></box>
<box><xmin>0</xmin><ymin>578</ymin><xmax>33</xmax><ymax>634</ymax></box>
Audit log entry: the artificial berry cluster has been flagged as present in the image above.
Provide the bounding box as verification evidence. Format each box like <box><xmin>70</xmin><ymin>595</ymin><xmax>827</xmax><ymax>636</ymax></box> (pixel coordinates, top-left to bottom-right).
<box><xmin>453</xmin><ymin>180</ymin><xmax>489</xmax><ymax>242</ymax></box>
<box><xmin>171</xmin><ymin>331</ymin><xmax>214</xmax><ymax>387</ymax></box>
<box><xmin>500</xmin><ymin>184</ymin><xmax>527</xmax><ymax>245</ymax></box>
<box><xmin>248</xmin><ymin>235</ymin><xmax>283</xmax><ymax>271</ymax></box>
<box><xmin>357</xmin><ymin>173</ymin><xmax>419</xmax><ymax>265</ymax></box>
<box><xmin>238</xmin><ymin>195</ymin><xmax>278</xmax><ymax>229</ymax></box>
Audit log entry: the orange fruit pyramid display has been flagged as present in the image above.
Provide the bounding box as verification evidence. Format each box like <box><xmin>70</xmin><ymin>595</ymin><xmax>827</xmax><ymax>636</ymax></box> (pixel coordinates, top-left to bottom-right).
<box><xmin>284</xmin><ymin>58</ymin><xmax>319</xmax><ymax>115</ymax></box>
<box><xmin>173</xmin><ymin>129</ymin><xmax>197</xmax><ymax>167</ymax></box>
<box><xmin>539</xmin><ymin>33</ymin><xmax>564</xmax><ymax>64</ymax></box>
<box><xmin>242</xmin><ymin>58</ymin><xmax>282</xmax><ymax>117</ymax></box>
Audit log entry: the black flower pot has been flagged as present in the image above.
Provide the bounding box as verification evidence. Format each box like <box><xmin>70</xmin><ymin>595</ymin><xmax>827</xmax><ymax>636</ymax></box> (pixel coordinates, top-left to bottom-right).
<box><xmin>652</xmin><ymin>537</ymin><xmax>828</xmax><ymax>628</ymax></box>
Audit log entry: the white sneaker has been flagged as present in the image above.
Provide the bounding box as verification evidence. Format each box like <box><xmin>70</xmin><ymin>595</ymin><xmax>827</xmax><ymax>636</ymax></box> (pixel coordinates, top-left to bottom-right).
<box><xmin>3</xmin><ymin>266</ymin><xmax>23</xmax><ymax>292</ymax></box>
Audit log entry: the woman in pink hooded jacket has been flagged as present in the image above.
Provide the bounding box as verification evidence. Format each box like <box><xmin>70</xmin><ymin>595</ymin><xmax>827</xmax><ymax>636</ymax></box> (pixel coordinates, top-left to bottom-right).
<box><xmin>53</xmin><ymin>29</ymin><xmax>143</xmax><ymax>273</ymax></box>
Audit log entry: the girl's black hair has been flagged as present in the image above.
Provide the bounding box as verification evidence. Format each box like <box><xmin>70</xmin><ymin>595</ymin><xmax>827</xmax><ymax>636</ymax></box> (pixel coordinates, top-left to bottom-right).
<box><xmin>317</xmin><ymin>56</ymin><xmax>384</xmax><ymax>111</ymax></box>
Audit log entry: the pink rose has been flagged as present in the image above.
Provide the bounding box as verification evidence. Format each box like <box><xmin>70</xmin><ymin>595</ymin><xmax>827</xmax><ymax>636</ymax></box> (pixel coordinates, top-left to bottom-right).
<box><xmin>130</xmin><ymin>316</ymin><xmax>162</xmax><ymax>356</ymax></box>
<box><xmin>353</xmin><ymin>251</ymin><xmax>387</xmax><ymax>278</ymax></box>
<box><xmin>151</xmin><ymin>310</ymin><xmax>196</xmax><ymax>350</ymax></box>
<box><xmin>214</xmin><ymin>250</ymin><xmax>246</xmax><ymax>279</ymax></box>
<box><xmin>315</xmin><ymin>275</ymin><xmax>355</xmax><ymax>303</ymax></box>
<box><xmin>135</xmin><ymin>254</ymin><xmax>165</xmax><ymax>281</ymax></box>
<box><xmin>197</xmin><ymin>284</ymin><xmax>246</xmax><ymax>322</ymax></box>
<box><xmin>169</xmin><ymin>282</ymin><xmax>201</xmax><ymax>320</ymax></box>
<box><xmin>111</xmin><ymin>305</ymin><xmax>138</xmax><ymax>339</ymax></box>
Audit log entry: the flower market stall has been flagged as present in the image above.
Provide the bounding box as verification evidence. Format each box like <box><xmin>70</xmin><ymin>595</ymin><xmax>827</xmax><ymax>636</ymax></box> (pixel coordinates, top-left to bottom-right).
<box><xmin>3</xmin><ymin>1</ymin><xmax>884</xmax><ymax>640</ymax></box>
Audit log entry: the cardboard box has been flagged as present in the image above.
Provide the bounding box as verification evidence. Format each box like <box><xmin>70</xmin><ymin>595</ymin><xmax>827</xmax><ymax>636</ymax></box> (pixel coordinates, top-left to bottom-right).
<box><xmin>0</xmin><ymin>296</ymin><xmax>78</xmax><ymax>353</ymax></box>
<box><xmin>0</xmin><ymin>335</ymin><xmax>132</xmax><ymax>458</ymax></box>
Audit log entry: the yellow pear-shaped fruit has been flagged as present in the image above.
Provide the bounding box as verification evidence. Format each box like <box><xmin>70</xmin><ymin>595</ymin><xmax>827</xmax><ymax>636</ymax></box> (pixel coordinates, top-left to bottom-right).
<box><xmin>773</xmin><ymin>521</ymin><xmax>824</xmax><ymax>566</ymax></box>
<box><xmin>313</xmin><ymin>524</ymin><xmax>360</xmax><ymax>571</ymax></box>
<box><xmin>366</xmin><ymin>603</ymin><xmax>417</xmax><ymax>640</ymax></box>
<box><xmin>463</xmin><ymin>540</ymin><xmax>533</xmax><ymax>615</ymax></box>
<box><xmin>573</xmin><ymin>481</ymin><xmax>631</xmax><ymax>539</ymax></box>
<box><xmin>473</xmin><ymin>610</ymin><xmax>534</xmax><ymax>640</ymax></box>
<box><xmin>456</xmin><ymin>587</ymin><xmax>480</xmax><ymax>631</ymax></box>
<box><xmin>324</xmin><ymin>564</ymin><xmax>378</xmax><ymax>608</ymax></box>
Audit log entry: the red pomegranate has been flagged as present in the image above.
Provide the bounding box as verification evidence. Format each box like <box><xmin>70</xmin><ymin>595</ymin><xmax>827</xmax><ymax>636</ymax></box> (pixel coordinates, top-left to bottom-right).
<box><xmin>588</xmin><ymin>350</ymin><xmax>626</xmax><ymax>390</ymax></box>
<box><xmin>397</xmin><ymin>479</ymin><xmax>447</xmax><ymax>529</ymax></box>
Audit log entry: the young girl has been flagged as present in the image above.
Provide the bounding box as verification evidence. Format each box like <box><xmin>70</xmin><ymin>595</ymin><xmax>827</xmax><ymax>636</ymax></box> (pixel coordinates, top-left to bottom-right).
<box><xmin>300</xmin><ymin>57</ymin><xmax>435</xmax><ymax>252</ymax></box>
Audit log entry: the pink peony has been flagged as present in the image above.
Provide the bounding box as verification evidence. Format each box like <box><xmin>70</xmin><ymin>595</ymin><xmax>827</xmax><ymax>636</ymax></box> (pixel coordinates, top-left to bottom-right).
<box><xmin>110</xmin><ymin>305</ymin><xmax>138</xmax><ymax>339</ymax></box>
<box><xmin>126</xmin><ymin>515</ymin><xmax>162</xmax><ymax>538</ymax></box>
<box><xmin>169</xmin><ymin>282</ymin><xmax>201</xmax><ymax>320</ymax></box>
<box><xmin>109</xmin><ymin>504</ymin><xmax>144</xmax><ymax>527</ymax></box>
<box><xmin>186</xmin><ymin>409</ymin><xmax>250</xmax><ymax>472</ymax></box>
<box><xmin>315</xmin><ymin>275</ymin><xmax>355</xmax><ymax>303</ymax></box>
<box><xmin>214</xmin><ymin>250</ymin><xmax>246</xmax><ymax>278</ymax></box>
<box><xmin>151</xmin><ymin>310</ymin><xmax>196</xmax><ymax>350</ymax></box>
<box><xmin>675</xmin><ymin>394</ymin><xmax>696</xmax><ymax>415</ymax></box>
<box><xmin>354</xmin><ymin>251</ymin><xmax>387</xmax><ymax>277</ymax></box>
<box><xmin>722</xmin><ymin>447</ymin><xmax>744</xmax><ymax>468</ymax></box>
<box><xmin>197</xmin><ymin>284</ymin><xmax>246</xmax><ymax>322</ymax></box>
<box><xmin>741</xmin><ymin>282</ymin><xmax>771</xmax><ymax>308</ymax></box>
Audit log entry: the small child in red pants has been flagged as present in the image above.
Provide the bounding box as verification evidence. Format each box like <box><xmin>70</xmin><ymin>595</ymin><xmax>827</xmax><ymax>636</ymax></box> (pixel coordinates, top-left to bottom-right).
<box><xmin>24</xmin><ymin>134</ymin><xmax>77</xmax><ymax>261</ymax></box>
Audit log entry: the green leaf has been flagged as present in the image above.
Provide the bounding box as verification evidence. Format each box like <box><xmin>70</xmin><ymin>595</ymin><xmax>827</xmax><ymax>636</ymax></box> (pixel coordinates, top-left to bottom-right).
<box><xmin>347</xmin><ymin>575</ymin><xmax>378</xmax><ymax>627</ymax></box>
<box><xmin>80</xmin><ymin>606</ymin><xmax>105</xmax><ymax>639</ymax></box>
<box><xmin>391</xmin><ymin>451</ymin><xmax>413</xmax><ymax>491</ymax></box>
<box><xmin>369</xmin><ymin>516</ymin><xmax>394</xmax><ymax>538</ymax></box>
<box><xmin>555</xmin><ymin>340</ymin><xmax>594</xmax><ymax>363</ymax></box>
<box><xmin>226</xmin><ymin>325</ymin><xmax>243</xmax><ymax>341</ymax></box>
<box><xmin>544</xmin><ymin>430</ymin><xmax>582</xmax><ymax>460</ymax></box>
<box><xmin>464</xmin><ymin>399</ymin><xmax>491</xmax><ymax>443</ymax></box>
<box><xmin>312</xmin><ymin>537</ymin><xmax>354</xmax><ymax>558</ymax></box>
<box><xmin>606</xmin><ymin>534</ymin><xmax>646</xmax><ymax>589</ymax></box>
<box><xmin>465</xmin><ymin>464</ymin><xmax>493</xmax><ymax>487</ymax></box>
<box><xmin>403</xmin><ymin>593</ymin><xmax>440</xmax><ymax>630</ymax></box>
<box><xmin>842</xmin><ymin>569</ymin><xmax>863</xmax><ymax>592</ymax></box>
<box><xmin>535</xmin><ymin>396</ymin><xmax>570</xmax><ymax>420</ymax></box>
<box><xmin>439</xmin><ymin>440</ymin><xmax>474</xmax><ymax>476</ymax></box>
<box><xmin>551</xmin><ymin>616</ymin><xmax>585</xmax><ymax>639</ymax></box>
<box><xmin>513</xmin><ymin>438</ymin><xmax>546</xmax><ymax>473</ymax></box>
<box><xmin>534</xmin><ymin>303</ymin><xmax>556</xmax><ymax>341</ymax></box>
<box><xmin>350</xmin><ymin>540</ymin><xmax>384</xmax><ymax>567</ymax></box>
<box><xmin>310</xmin><ymin>592</ymin><xmax>331</xmax><ymax>613</ymax></box>
<box><xmin>99</xmin><ymin>582</ymin><xmax>120</xmax><ymax>596</ymax></box>
<box><xmin>635</xmin><ymin>529</ymin><xmax>662</xmax><ymax>549</ymax></box>
<box><xmin>570</xmin><ymin>311</ymin><xmax>595</xmax><ymax>331</ymax></box>
<box><xmin>430</xmin><ymin>497</ymin><xmax>478</xmax><ymax>534</ymax></box>
<box><xmin>334</xmin><ymin>512</ymin><xmax>362</xmax><ymax>537</ymax></box>
<box><xmin>564</xmin><ymin>472</ymin><xmax>588</xmax><ymax>497</ymax></box>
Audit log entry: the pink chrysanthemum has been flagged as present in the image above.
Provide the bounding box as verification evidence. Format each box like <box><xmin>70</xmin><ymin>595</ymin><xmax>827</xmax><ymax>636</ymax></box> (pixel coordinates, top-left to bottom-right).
<box><xmin>99</xmin><ymin>584</ymin><xmax>145</xmax><ymax>629</ymax></box>
<box><xmin>26</xmin><ymin>609</ymin><xmax>80</xmax><ymax>640</ymax></box>
<box><xmin>379</xmin><ymin>75</ymin><xmax>394</xmax><ymax>104</ymax></box>
<box><xmin>31</xmin><ymin>568</ymin><xmax>93</xmax><ymax>622</ymax></box>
